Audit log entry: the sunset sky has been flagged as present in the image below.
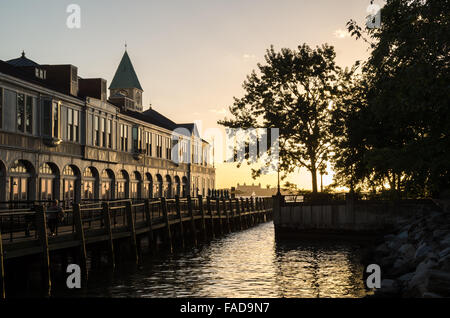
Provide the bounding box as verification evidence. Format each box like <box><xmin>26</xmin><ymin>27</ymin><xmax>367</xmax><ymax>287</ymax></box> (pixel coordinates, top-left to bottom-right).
<box><xmin>0</xmin><ymin>0</ymin><xmax>376</xmax><ymax>189</ymax></box>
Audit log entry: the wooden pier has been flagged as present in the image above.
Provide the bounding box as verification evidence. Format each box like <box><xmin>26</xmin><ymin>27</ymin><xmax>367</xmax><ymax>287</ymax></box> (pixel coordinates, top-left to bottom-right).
<box><xmin>0</xmin><ymin>195</ymin><xmax>273</xmax><ymax>297</ymax></box>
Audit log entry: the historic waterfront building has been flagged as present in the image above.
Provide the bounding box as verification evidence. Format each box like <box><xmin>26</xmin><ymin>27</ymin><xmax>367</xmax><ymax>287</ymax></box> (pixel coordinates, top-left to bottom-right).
<box><xmin>0</xmin><ymin>50</ymin><xmax>215</xmax><ymax>205</ymax></box>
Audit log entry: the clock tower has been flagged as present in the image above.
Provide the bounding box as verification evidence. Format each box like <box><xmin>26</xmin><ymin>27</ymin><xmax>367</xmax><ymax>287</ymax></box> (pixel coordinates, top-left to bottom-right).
<box><xmin>109</xmin><ymin>50</ymin><xmax>143</xmax><ymax>112</ymax></box>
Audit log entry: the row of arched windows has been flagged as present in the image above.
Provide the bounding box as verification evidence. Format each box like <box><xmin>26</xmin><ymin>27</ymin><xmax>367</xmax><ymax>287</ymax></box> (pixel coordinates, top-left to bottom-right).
<box><xmin>0</xmin><ymin>159</ymin><xmax>213</xmax><ymax>204</ymax></box>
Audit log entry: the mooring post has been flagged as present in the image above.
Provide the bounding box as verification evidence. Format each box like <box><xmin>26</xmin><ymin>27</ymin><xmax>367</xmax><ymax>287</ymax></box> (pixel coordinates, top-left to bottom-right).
<box><xmin>236</xmin><ymin>198</ymin><xmax>243</xmax><ymax>230</ymax></box>
<box><xmin>258</xmin><ymin>198</ymin><xmax>263</xmax><ymax>222</ymax></box>
<box><xmin>35</xmin><ymin>204</ymin><xmax>51</xmax><ymax>296</ymax></box>
<box><xmin>187</xmin><ymin>195</ymin><xmax>197</xmax><ymax>246</ymax></box>
<box><xmin>144</xmin><ymin>199</ymin><xmax>156</xmax><ymax>252</ymax></box>
<box><xmin>222</xmin><ymin>197</ymin><xmax>231</xmax><ymax>233</ymax></box>
<box><xmin>198</xmin><ymin>195</ymin><xmax>207</xmax><ymax>241</ymax></box>
<box><xmin>250</xmin><ymin>197</ymin><xmax>255</xmax><ymax>225</ymax></box>
<box><xmin>0</xmin><ymin>226</ymin><xmax>5</xmax><ymax>299</ymax></box>
<box><xmin>175</xmin><ymin>196</ymin><xmax>185</xmax><ymax>249</ymax></box>
<box><xmin>254</xmin><ymin>198</ymin><xmax>259</xmax><ymax>222</ymax></box>
<box><xmin>102</xmin><ymin>202</ymin><xmax>115</xmax><ymax>269</ymax></box>
<box><xmin>161</xmin><ymin>198</ymin><xmax>173</xmax><ymax>253</ymax></box>
<box><xmin>247</xmin><ymin>198</ymin><xmax>253</xmax><ymax>226</ymax></box>
<box><xmin>229</xmin><ymin>198</ymin><xmax>234</xmax><ymax>231</ymax></box>
<box><xmin>216</xmin><ymin>198</ymin><xmax>223</xmax><ymax>235</ymax></box>
<box><xmin>125</xmin><ymin>200</ymin><xmax>139</xmax><ymax>264</ymax></box>
<box><xmin>73</xmin><ymin>203</ymin><xmax>87</xmax><ymax>275</ymax></box>
<box><xmin>207</xmin><ymin>197</ymin><xmax>215</xmax><ymax>239</ymax></box>
<box><xmin>240</xmin><ymin>198</ymin><xmax>247</xmax><ymax>228</ymax></box>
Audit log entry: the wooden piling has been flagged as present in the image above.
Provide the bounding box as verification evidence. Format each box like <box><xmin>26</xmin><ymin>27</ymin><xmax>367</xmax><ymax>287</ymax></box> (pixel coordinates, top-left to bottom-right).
<box><xmin>0</xmin><ymin>227</ymin><xmax>5</xmax><ymax>299</ymax></box>
<box><xmin>175</xmin><ymin>196</ymin><xmax>185</xmax><ymax>249</ymax></box>
<box><xmin>144</xmin><ymin>199</ymin><xmax>156</xmax><ymax>252</ymax></box>
<box><xmin>187</xmin><ymin>196</ymin><xmax>197</xmax><ymax>246</ymax></box>
<box><xmin>241</xmin><ymin>198</ymin><xmax>248</xmax><ymax>228</ymax></box>
<box><xmin>229</xmin><ymin>198</ymin><xmax>234</xmax><ymax>231</ymax></box>
<box><xmin>236</xmin><ymin>198</ymin><xmax>243</xmax><ymax>230</ymax></box>
<box><xmin>35</xmin><ymin>205</ymin><xmax>51</xmax><ymax>296</ymax></box>
<box><xmin>207</xmin><ymin>197</ymin><xmax>215</xmax><ymax>239</ymax></box>
<box><xmin>102</xmin><ymin>202</ymin><xmax>115</xmax><ymax>268</ymax></box>
<box><xmin>222</xmin><ymin>197</ymin><xmax>231</xmax><ymax>233</ymax></box>
<box><xmin>216</xmin><ymin>199</ymin><xmax>223</xmax><ymax>235</ymax></box>
<box><xmin>247</xmin><ymin>198</ymin><xmax>253</xmax><ymax>226</ymax></box>
<box><xmin>161</xmin><ymin>198</ymin><xmax>173</xmax><ymax>253</ymax></box>
<box><xmin>73</xmin><ymin>203</ymin><xmax>87</xmax><ymax>274</ymax></box>
<box><xmin>255</xmin><ymin>198</ymin><xmax>260</xmax><ymax>223</ymax></box>
<box><xmin>198</xmin><ymin>195</ymin><xmax>207</xmax><ymax>241</ymax></box>
<box><xmin>125</xmin><ymin>200</ymin><xmax>139</xmax><ymax>264</ymax></box>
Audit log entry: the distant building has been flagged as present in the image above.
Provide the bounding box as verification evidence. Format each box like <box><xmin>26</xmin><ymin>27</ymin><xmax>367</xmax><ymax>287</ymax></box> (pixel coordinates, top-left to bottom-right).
<box><xmin>230</xmin><ymin>182</ymin><xmax>289</xmax><ymax>197</ymax></box>
<box><xmin>0</xmin><ymin>50</ymin><xmax>215</xmax><ymax>204</ymax></box>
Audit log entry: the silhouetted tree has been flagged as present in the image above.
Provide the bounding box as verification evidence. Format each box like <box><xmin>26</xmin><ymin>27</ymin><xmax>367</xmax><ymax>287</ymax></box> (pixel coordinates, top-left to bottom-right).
<box><xmin>219</xmin><ymin>44</ymin><xmax>340</xmax><ymax>193</ymax></box>
<box><xmin>344</xmin><ymin>0</ymin><xmax>450</xmax><ymax>197</ymax></box>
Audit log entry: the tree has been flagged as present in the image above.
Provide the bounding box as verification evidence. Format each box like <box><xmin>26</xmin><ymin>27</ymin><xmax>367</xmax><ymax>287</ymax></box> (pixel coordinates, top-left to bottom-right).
<box><xmin>218</xmin><ymin>44</ymin><xmax>340</xmax><ymax>193</ymax></box>
<box><xmin>329</xmin><ymin>64</ymin><xmax>370</xmax><ymax>193</ymax></box>
<box><xmin>345</xmin><ymin>0</ymin><xmax>450</xmax><ymax>197</ymax></box>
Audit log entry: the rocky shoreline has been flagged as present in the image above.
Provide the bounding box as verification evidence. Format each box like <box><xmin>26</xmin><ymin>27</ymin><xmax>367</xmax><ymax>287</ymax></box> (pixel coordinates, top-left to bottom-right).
<box><xmin>370</xmin><ymin>203</ymin><xmax>450</xmax><ymax>297</ymax></box>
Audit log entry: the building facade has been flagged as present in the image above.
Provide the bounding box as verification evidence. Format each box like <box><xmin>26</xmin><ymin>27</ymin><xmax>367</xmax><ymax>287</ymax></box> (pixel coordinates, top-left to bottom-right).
<box><xmin>0</xmin><ymin>51</ymin><xmax>215</xmax><ymax>205</ymax></box>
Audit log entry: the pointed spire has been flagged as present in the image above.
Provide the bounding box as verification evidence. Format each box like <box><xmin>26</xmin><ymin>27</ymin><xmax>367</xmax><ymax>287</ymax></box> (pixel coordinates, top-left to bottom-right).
<box><xmin>109</xmin><ymin>50</ymin><xmax>143</xmax><ymax>90</ymax></box>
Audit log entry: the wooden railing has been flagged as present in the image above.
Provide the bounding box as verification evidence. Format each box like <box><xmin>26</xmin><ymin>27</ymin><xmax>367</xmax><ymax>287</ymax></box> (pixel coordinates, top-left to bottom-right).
<box><xmin>0</xmin><ymin>196</ymin><xmax>272</xmax><ymax>246</ymax></box>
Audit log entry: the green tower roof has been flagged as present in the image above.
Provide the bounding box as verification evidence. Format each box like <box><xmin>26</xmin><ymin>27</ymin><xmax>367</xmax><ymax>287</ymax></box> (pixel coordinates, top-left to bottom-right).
<box><xmin>109</xmin><ymin>51</ymin><xmax>143</xmax><ymax>90</ymax></box>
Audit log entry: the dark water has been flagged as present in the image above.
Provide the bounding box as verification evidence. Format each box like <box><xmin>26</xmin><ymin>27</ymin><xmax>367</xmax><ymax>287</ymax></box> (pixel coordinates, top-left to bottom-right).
<box><xmin>52</xmin><ymin>222</ymin><xmax>371</xmax><ymax>298</ymax></box>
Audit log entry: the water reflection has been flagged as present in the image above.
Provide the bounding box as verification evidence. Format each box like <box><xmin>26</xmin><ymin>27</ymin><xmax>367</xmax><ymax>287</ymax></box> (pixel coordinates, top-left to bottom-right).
<box><xmin>56</xmin><ymin>222</ymin><xmax>370</xmax><ymax>298</ymax></box>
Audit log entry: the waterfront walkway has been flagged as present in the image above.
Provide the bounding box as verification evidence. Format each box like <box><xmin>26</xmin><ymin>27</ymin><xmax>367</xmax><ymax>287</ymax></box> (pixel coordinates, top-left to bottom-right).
<box><xmin>0</xmin><ymin>195</ymin><xmax>273</xmax><ymax>298</ymax></box>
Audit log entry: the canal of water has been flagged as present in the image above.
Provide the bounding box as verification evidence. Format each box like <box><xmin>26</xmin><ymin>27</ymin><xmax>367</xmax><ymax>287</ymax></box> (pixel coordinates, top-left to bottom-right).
<box><xmin>44</xmin><ymin>222</ymin><xmax>373</xmax><ymax>298</ymax></box>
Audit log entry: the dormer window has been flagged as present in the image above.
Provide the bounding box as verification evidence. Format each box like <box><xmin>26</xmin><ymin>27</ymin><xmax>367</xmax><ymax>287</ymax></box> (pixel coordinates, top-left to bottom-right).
<box><xmin>34</xmin><ymin>68</ymin><xmax>46</xmax><ymax>80</ymax></box>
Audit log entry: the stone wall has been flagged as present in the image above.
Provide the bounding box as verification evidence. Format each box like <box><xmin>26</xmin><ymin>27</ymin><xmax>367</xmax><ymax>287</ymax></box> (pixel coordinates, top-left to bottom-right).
<box><xmin>273</xmin><ymin>195</ymin><xmax>437</xmax><ymax>234</ymax></box>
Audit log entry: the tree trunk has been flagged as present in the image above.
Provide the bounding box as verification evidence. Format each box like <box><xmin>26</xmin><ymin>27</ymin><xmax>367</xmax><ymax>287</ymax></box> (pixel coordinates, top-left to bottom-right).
<box><xmin>311</xmin><ymin>167</ymin><xmax>318</xmax><ymax>193</ymax></box>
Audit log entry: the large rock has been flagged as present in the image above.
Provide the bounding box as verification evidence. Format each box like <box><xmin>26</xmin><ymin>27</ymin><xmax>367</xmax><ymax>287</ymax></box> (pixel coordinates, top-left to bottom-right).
<box><xmin>391</xmin><ymin>256</ymin><xmax>416</xmax><ymax>276</ymax></box>
<box><xmin>438</xmin><ymin>253</ymin><xmax>450</xmax><ymax>271</ymax></box>
<box><xmin>380</xmin><ymin>279</ymin><xmax>400</xmax><ymax>295</ymax></box>
<box><xmin>440</xmin><ymin>233</ymin><xmax>450</xmax><ymax>247</ymax></box>
<box><xmin>416</xmin><ymin>255</ymin><xmax>438</xmax><ymax>273</ymax></box>
<box><xmin>397</xmin><ymin>231</ymin><xmax>408</xmax><ymax>241</ymax></box>
<box><xmin>380</xmin><ymin>254</ymin><xmax>397</xmax><ymax>268</ymax></box>
<box><xmin>407</xmin><ymin>270</ymin><xmax>430</xmax><ymax>297</ymax></box>
<box><xmin>433</xmin><ymin>229</ymin><xmax>448</xmax><ymax>238</ymax></box>
<box><xmin>415</xmin><ymin>243</ymin><xmax>433</xmax><ymax>263</ymax></box>
<box><xmin>398</xmin><ymin>272</ymin><xmax>415</xmax><ymax>283</ymax></box>
<box><xmin>427</xmin><ymin>270</ymin><xmax>450</xmax><ymax>295</ymax></box>
<box><xmin>406</xmin><ymin>258</ymin><xmax>438</xmax><ymax>297</ymax></box>
<box><xmin>438</xmin><ymin>247</ymin><xmax>450</xmax><ymax>259</ymax></box>
<box><xmin>375</xmin><ymin>242</ymin><xmax>390</xmax><ymax>256</ymax></box>
<box><xmin>399</xmin><ymin>243</ymin><xmax>416</xmax><ymax>260</ymax></box>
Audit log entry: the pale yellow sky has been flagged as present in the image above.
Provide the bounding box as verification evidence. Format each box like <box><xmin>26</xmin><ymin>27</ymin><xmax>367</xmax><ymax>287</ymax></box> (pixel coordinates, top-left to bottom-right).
<box><xmin>1</xmin><ymin>0</ymin><xmax>375</xmax><ymax>189</ymax></box>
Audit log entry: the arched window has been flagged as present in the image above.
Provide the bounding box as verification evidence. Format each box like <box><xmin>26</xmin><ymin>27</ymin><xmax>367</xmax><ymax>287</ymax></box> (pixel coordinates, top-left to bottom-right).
<box><xmin>9</xmin><ymin>160</ymin><xmax>33</xmax><ymax>201</ymax></box>
<box><xmin>144</xmin><ymin>173</ymin><xmax>153</xmax><ymax>199</ymax></box>
<box><xmin>182</xmin><ymin>176</ymin><xmax>188</xmax><ymax>198</ymax></box>
<box><xmin>83</xmin><ymin>167</ymin><xmax>98</xmax><ymax>200</ymax></box>
<box><xmin>116</xmin><ymin>170</ymin><xmax>129</xmax><ymax>199</ymax></box>
<box><xmin>130</xmin><ymin>171</ymin><xmax>141</xmax><ymax>199</ymax></box>
<box><xmin>165</xmin><ymin>175</ymin><xmax>172</xmax><ymax>198</ymax></box>
<box><xmin>39</xmin><ymin>163</ymin><xmax>58</xmax><ymax>201</ymax></box>
<box><xmin>174</xmin><ymin>176</ymin><xmax>181</xmax><ymax>197</ymax></box>
<box><xmin>155</xmin><ymin>174</ymin><xmax>163</xmax><ymax>198</ymax></box>
<box><xmin>62</xmin><ymin>165</ymin><xmax>80</xmax><ymax>206</ymax></box>
<box><xmin>101</xmin><ymin>169</ymin><xmax>115</xmax><ymax>200</ymax></box>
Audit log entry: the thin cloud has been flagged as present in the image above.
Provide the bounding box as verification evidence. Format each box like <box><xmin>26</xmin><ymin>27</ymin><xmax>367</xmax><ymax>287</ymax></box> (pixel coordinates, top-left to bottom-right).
<box><xmin>334</xmin><ymin>29</ymin><xmax>350</xmax><ymax>39</ymax></box>
<box><xmin>243</xmin><ymin>53</ymin><xmax>256</xmax><ymax>59</ymax></box>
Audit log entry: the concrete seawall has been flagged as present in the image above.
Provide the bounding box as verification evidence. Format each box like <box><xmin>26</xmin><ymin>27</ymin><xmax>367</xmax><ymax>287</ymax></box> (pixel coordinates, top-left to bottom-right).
<box><xmin>272</xmin><ymin>195</ymin><xmax>439</xmax><ymax>239</ymax></box>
